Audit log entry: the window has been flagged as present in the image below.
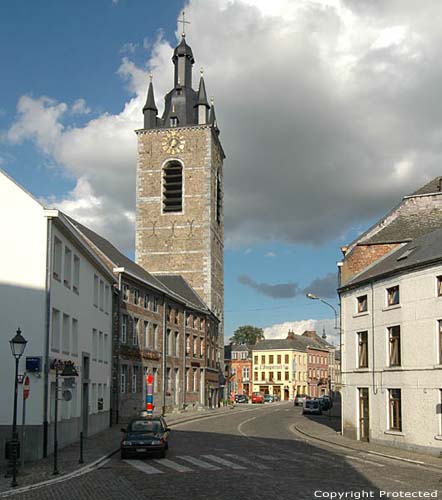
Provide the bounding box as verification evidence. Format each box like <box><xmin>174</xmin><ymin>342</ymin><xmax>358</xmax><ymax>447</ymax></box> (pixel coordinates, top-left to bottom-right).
<box><xmin>63</xmin><ymin>247</ymin><xmax>72</xmax><ymax>288</ymax></box>
<box><xmin>388</xmin><ymin>326</ymin><xmax>401</xmax><ymax>366</ymax></box>
<box><xmin>53</xmin><ymin>237</ymin><xmax>62</xmax><ymax>280</ymax></box>
<box><xmin>153</xmin><ymin>324</ymin><xmax>158</xmax><ymax>349</ymax></box>
<box><xmin>439</xmin><ymin>390</ymin><xmax>442</xmax><ymax>435</ymax></box>
<box><xmin>216</xmin><ymin>171</ymin><xmax>222</xmax><ymax>225</ymax></box>
<box><xmin>436</xmin><ymin>275</ymin><xmax>442</xmax><ymax>297</ymax></box>
<box><xmin>163</xmin><ymin>162</ymin><xmax>183</xmax><ymax>213</ymax></box>
<box><xmin>62</xmin><ymin>314</ymin><xmax>70</xmax><ymax>354</ymax></box>
<box><xmin>285</xmin><ymin>355</ymin><xmax>289</xmax><ymax>364</ymax></box>
<box><xmin>388</xmin><ymin>389</ymin><xmax>402</xmax><ymax>431</ymax></box>
<box><xmin>254</xmin><ymin>372</ymin><xmax>258</xmax><ymax>381</ymax></box>
<box><xmin>357</xmin><ymin>295</ymin><xmax>368</xmax><ymax>313</ymax></box>
<box><xmin>153</xmin><ymin>297</ymin><xmax>159</xmax><ymax>312</ymax></box>
<box><xmin>261</xmin><ymin>372</ymin><xmax>265</xmax><ymax>381</ymax></box>
<box><xmin>133</xmin><ymin>318</ymin><xmax>139</xmax><ymax>346</ymax></box>
<box><xmin>277</xmin><ymin>355</ymin><xmax>281</xmax><ymax>364</ymax></box>
<box><xmin>134</xmin><ymin>288</ymin><xmax>140</xmax><ymax>305</ymax></box>
<box><xmin>121</xmin><ymin>365</ymin><xmax>127</xmax><ymax>393</ymax></box>
<box><xmin>358</xmin><ymin>331</ymin><xmax>368</xmax><ymax>368</ymax></box>
<box><xmin>175</xmin><ymin>332</ymin><xmax>179</xmax><ymax>357</ymax></box>
<box><xmin>98</xmin><ymin>331</ymin><xmax>103</xmax><ymax>362</ymax></box>
<box><xmin>123</xmin><ymin>284</ymin><xmax>129</xmax><ymax>302</ymax></box>
<box><xmin>261</xmin><ymin>355</ymin><xmax>265</xmax><ymax>364</ymax></box>
<box><xmin>186</xmin><ymin>335</ymin><xmax>191</xmax><ymax>355</ymax></box>
<box><xmin>144</xmin><ymin>321</ymin><xmax>149</xmax><ymax>348</ymax></box>
<box><xmin>71</xmin><ymin>318</ymin><xmax>78</xmax><ymax>356</ymax></box>
<box><xmin>170</xmin><ymin>117</ymin><xmax>178</xmax><ymax>127</ymax></box>
<box><xmin>269</xmin><ymin>372</ymin><xmax>274</xmax><ymax>381</ymax></box>
<box><xmin>99</xmin><ymin>280</ymin><xmax>104</xmax><ymax>311</ymax></box>
<box><xmin>277</xmin><ymin>371</ymin><xmax>281</xmax><ymax>381</ymax></box>
<box><xmin>132</xmin><ymin>366</ymin><xmax>139</xmax><ymax>393</ymax></box>
<box><xmin>121</xmin><ymin>315</ymin><xmax>128</xmax><ymax>343</ymax></box>
<box><xmin>167</xmin><ymin>329</ymin><xmax>172</xmax><ymax>355</ymax></box>
<box><xmin>104</xmin><ymin>285</ymin><xmax>110</xmax><ymax>314</ymax></box>
<box><xmin>243</xmin><ymin>367</ymin><xmax>249</xmax><ymax>380</ymax></box>
<box><xmin>254</xmin><ymin>356</ymin><xmax>258</xmax><ymax>364</ymax></box>
<box><xmin>144</xmin><ymin>294</ymin><xmax>149</xmax><ymax>309</ymax></box>
<box><xmin>104</xmin><ymin>333</ymin><xmax>109</xmax><ymax>363</ymax></box>
<box><xmin>387</xmin><ymin>285</ymin><xmax>400</xmax><ymax>306</ymax></box>
<box><xmin>193</xmin><ymin>336</ymin><xmax>197</xmax><ymax>356</ymax></box>
<box><xmin>92</xmin><ymin>329</ymin><xmax>98</xmax><ymax>361</ymax></box>
<box><xmin>93</xmin><ymin>275</ymin><xmax>98</xmax><ymax>307</ymax></box>
<box><xmin>73</xmin><ymin>255</ymin><xmax>80</xmax><ymax>294</ymax></box>
<box><xmin>285</xmin><ymin>371</ymin><xmax>289</xmax><ymax>380</ymax></box>
<box><xmin>269</xmin><ymin>355</ymin><xmax>274</xmax><ymax>364</ymax></box>
<box><xmin>439</xmin><ymin>320</ymin><xmax>442</xmax><ymax>365</ymax></box>
<box><xmin>51</xmin><ymin>309</ymin><xmax>61</xmax><ymax>351</ymax></box>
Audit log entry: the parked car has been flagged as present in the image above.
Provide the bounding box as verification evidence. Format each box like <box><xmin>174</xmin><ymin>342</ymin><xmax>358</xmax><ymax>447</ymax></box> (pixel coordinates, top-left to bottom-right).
<box><xmin>318</xmin><ymin>396</ymin><xmax>332</xmax><ymax>411</ymax></box>
<box><xmin>294</xmin><ymin>394</ymin><xmax>309</xmax><ymax>406</ymax></box>
<box><xmin>251</xmin><ymin>392</ymin><xmax>264</xmax><ymax>404</ymax></box>
<box><xmin>235</xmin><ymin>394</ymin><xmax>249</xmax><ymax>403</ymax></box>
<box><xmin>302</xmin><ymin>398</ymin><xmax>322</xmax><ymax>415</ymax></box>
<box><xmin>264</xmin><ymin>394</ymin><xmax>273</xmax><ymax>403</ymax></box>
<box><xmin>120</xmin><ymin>416</ymin><xmax>170</xmax><ymax>459</ymax></box>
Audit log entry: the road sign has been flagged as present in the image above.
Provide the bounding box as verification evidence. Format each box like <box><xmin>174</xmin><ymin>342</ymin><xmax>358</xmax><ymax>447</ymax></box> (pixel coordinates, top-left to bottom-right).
<box><xmin>146</xmin><ymin>374</ymin><xmax>154</xmax><ymax>415</ymax></box>
<box><xmin>147</xmin><ymin>373</ymin><xmax>154</xmax><ymax>385</ymax></box>
<box><xmin>23</xmin><ymin>376</ymin><xmax>30</xmax><ymax>400</ymax></box>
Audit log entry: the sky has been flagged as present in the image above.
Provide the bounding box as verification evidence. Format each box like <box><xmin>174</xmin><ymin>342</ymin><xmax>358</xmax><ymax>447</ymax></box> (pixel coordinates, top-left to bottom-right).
<box><xmin>2</xmin><ymin>0</ymin><xmax>442</xmax><ymax>344</ymax></box>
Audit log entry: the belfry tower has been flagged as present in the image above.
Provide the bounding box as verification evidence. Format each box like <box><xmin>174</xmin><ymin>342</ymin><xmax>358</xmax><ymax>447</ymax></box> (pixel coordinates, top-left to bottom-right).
<box><xmin>135</xmin><ymin>29</ymin><xmax>225</xmax><ymax>342</ymax></box>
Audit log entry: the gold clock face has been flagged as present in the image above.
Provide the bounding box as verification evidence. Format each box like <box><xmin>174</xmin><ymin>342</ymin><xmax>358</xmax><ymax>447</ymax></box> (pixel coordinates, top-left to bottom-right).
<box><xmin>162</xmin><ymin>130</ymin><xmax>185</xmax><ymax>155</ymax></box>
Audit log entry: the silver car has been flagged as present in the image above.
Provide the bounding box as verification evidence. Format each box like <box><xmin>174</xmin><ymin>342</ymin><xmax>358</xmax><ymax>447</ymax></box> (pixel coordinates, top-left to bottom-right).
<box><xmin>302</xmin><ymin>399</ymin><xmax>322</xmax><ymax>415</ymax></box>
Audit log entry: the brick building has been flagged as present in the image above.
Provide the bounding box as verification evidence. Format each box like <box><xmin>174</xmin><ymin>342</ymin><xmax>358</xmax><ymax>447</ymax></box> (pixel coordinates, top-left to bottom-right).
<box><xmin>302</xmin><ymin>330</ymin><xmax>332</xmax><ymax>397</ymax></box>
<box><xmin>230</xmin><ymin>344</ymin><xmax>252</xmax><ymax>397</ymax></box>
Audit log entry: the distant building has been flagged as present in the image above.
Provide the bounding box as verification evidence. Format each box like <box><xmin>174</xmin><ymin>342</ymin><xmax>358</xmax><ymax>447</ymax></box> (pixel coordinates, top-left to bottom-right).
<box><xmin>230</xmin><ymin>344</ymin><xmax>252</xmax><ymax>397</ymax></box>
<box><xmin>302</xmin><ymin>330</ymin><xmax>332</xmax><ymax>397</ymax></box>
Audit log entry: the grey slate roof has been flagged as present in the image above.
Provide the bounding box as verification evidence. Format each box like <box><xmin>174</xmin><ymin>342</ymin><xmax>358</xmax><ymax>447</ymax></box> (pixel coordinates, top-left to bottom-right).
<box><xmin>231</xmin><ymin>344</ymin><xmax>250</xmax><ymax>352</ymax></box>
<box><xmin>155</xmin><ymin>274</ymin><xmax>208</xmax><ymax>312</ymax></box>
<box><xmin>409</xmin><ymin>176</ymin><xmax>442</xmax><ymax>196</ymax></box>
<box><xmin>252</xmin><ymin>336</ymin><xmax>323</xmax><ymax>352</ymax></box>
<box><xmin>143</xmin><ymin>81</ymin><xmax>158</xmax><ymax>112</ymax></box>
<box><xmin>341</xmin><ymin>227</ymin><xmax>442</xmax><ymax>290</ymax></box>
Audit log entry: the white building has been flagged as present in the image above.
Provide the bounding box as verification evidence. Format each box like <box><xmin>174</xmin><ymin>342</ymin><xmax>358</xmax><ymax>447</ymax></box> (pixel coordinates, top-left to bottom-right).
<box><xmin>339</xmin><ymin>228</ymin><xmax>442</xmax><ymax>455</ymax></box>
<box><xmin>0</xmin><ymin>170</ymin><xmax>115</xmax><ymax>462</ymax></box>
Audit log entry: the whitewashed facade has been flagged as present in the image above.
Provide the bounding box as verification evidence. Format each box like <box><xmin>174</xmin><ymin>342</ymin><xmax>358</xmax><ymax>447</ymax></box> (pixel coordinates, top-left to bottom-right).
<box><xmin>0</xmin><ymin>170</ymin><xmax>114</xmax><ymax>462</ymax></box>
<box><xmin>340</xmin><ymin>249</ymin><xmax>442</xmax><ymax>455</ymax></box>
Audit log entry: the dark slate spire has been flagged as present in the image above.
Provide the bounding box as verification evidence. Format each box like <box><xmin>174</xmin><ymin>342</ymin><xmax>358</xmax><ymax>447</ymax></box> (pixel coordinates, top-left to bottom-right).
<box><xmin>196</xmin><ymin>71</ymin><xmax>210</xmax><ymax>124</ymax></box>
<box><xmin>172</xmin><ymin>35</ymin><xmax>195</xmax><ymax>88</ymax></box>
<box><xmin>143</xmin><ymin>75</ymin><xmax>158</xmax><ymax>129</ymax></box>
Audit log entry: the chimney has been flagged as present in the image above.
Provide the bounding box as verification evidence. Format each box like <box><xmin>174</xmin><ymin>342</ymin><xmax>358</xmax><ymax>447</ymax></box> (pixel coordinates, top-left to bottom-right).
<box><xmin>286</xmin><ymin>330</ymin><xmax>295</xmax><ymax>340</ymax></box>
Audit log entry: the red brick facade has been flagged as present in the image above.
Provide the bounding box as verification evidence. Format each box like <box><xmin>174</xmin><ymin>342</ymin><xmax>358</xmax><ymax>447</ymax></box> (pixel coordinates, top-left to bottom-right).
<box><xmin>307</xmin><ymin>346</ymin><xmax>329</xmax><ymax>397</ymax></box>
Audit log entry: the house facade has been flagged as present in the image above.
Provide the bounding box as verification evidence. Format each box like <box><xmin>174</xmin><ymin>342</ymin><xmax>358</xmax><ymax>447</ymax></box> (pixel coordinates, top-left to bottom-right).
<box><xmin>0</xmin><ymin>170</ymin><xmax>114</xmax><ymax>462</ymax></box>
<box><xmin>230</xmin><ymin>345</ymin><xmax>252</xmax><ymax>397</ymax></box>
<box><xmin>339</xmin><ymin>228</ymin><xmax>442</xmax><ymax>455</ymax></box>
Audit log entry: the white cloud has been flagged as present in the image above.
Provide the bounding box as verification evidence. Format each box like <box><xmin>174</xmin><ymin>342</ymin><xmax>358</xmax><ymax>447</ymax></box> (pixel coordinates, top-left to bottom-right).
<box><xmin>7</xmin><ymin>0</ymin><xmax>442</xmax><ymax>254</ymax></box>
<box><xmin>264</xmin><ymin>318</ymin><xmax>339</xmax><ymax>346</ymax></box>
<box><xmin>264</xmin><ymin>252</ymin><xmax>276</xmax><ymax>258</ymax></box>
<box><xmin>71</xmin><ymin>98</ymin><xmax>91</xmax><ymax>115</ymax></box>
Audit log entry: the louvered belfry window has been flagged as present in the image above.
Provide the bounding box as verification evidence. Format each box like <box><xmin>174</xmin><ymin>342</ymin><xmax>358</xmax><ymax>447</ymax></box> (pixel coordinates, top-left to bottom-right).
<box><xmin>163</xmin><ymin>162</ymin><xmax>183</xmax><ymax>212</ymax></box>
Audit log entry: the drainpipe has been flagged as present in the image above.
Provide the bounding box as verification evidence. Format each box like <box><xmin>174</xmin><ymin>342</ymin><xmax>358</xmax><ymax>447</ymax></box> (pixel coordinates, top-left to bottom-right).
<box><xmin>183</xmin><ymin>309</ymin><xmax>187</xmax><ymax>410</ymax></box>
<box><xmin>43</xmin><ymin>217</ymin><xmax>53</xmax><ymax>458</ymax></box>
<box><xmin>115</xmin><ymin>272</ymin><xmax>122</xmax><ymax>424</ymax></box>
<box><xmin>371</xmin><ymin>282</ymin><xmax>377</xmax><ymax>395</ymax></box>
<box><xmin>162</xmin><ymin>294</ymin><xmax>167</xmax><ymax>416</ymax></box>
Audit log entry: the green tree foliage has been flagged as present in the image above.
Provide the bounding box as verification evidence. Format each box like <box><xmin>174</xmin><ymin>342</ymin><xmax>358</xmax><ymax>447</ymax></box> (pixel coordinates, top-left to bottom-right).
<box><xmin>229</xmin><ymin>325</ymin><xmax>265</xmax><ymax>345</ymax></box>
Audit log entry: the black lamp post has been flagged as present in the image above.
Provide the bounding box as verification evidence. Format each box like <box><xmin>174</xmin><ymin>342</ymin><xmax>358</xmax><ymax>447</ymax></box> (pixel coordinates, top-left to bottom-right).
<box><xmin>9</xmin><ymin>328</ymin><xmax>27</xmax><ymax>488</ymax></box>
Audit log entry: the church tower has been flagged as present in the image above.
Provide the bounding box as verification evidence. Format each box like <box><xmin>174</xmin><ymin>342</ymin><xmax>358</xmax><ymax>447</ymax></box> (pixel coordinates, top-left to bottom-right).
<box><xmin>135</xmin><ymin>30</ymin><xmax>225</xmax><ymax>344</ymax></box>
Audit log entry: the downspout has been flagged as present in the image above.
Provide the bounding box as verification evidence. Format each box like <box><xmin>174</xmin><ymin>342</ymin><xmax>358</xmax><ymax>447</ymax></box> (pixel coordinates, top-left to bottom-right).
<box><xmin>371</xmin><ymin>281</ymin><xmax>377</xmax><ymax>395</ymax></box>
<box><xmin>43</xmin><ymin>217</ymin><xmax>53</xmax><ymax>458</ymax></box>
<box><xmin>183</xmin><ymin>309</ymin><xmax>187</xmax><ymax>410</ymax></box>
<box><xmin>115</xmin><ymin>272</ymin><xmax>122</xmax><ymax>424</ymax></box>
<box><xmin>162</xmin><ymin>294</ymin><xmax>167</xmax><ymax>416</ymax></box>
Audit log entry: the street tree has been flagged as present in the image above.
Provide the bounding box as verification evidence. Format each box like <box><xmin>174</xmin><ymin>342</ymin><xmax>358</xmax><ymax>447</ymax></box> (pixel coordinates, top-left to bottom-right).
<box><xmin>229</xmin><ymin>325</ymin><xmax>264</xmax><ymax>345</ymax></box>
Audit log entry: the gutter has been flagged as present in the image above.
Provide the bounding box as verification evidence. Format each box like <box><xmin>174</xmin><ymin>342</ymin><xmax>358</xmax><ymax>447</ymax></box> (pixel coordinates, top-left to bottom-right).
<box><xmin>162</xmin><ymin>294</ymin><xmax>167</xmax><ymax>415</ymax></box>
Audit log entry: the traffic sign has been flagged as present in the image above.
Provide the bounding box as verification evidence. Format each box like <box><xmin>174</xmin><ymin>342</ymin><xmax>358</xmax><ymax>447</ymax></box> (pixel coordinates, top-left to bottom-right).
<box><xmin>23</xmin><ymin>376</ymin><xmax>30</xmax><ymax>400</ymax></box>
<box><xmin>147</xmin><ymin>373</ymin><xmax>154</xmax><ymax>385</ymax></box>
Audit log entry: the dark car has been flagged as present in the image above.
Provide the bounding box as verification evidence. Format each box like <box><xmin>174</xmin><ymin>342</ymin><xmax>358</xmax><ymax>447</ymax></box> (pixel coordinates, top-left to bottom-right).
<box><xmin>235</xmin><ymin>394</ymin><xmax>249</xmax><ymax>403</ymax></box>
<box><xmin>264</xmin><ymin>394</ymin><xmax>274</xmax><ymax>404</ymax></box>
<box><xmin>120</xmin><ymin>416</ymin><xmax>170</xmax><ymax>459</ymax></box>
<box><xmin>302</xmin><ymin>398</ymin><xmax>322</xmax><ymax>415</ymax></box>
<box><xmin>319</xmin><ymin>396</ymin><xmax>332</xmax><ymax>411</ymax></box>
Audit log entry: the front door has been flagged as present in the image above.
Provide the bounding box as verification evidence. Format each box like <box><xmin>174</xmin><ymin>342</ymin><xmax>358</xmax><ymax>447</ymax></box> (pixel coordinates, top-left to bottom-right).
<box><xmin>359</xmin><ymin>388</ymin><xmax>369</xmax><ymax>442</ymax></box>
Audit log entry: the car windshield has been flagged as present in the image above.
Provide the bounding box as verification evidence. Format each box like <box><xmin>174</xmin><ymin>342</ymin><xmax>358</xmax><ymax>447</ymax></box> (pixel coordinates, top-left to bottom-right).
<box><xmin>305</xmin><ymin>401</ymin><xmax>318</xmax><ymax>408</ymax></box>
<box><xmin>128</xmin><ymin>420</ymin><xmax>162</xmax><ymax>433</ymax></box>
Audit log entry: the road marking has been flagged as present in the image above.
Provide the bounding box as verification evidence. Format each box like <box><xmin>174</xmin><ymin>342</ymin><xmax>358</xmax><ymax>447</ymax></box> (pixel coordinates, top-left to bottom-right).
<box><xmin>224</xmin><ymin>454</ymin><xmax>269</xmax><ymax>469</ymax></box>
<box><xmin>202</xmin><ymin>454</ymin><xmax>246</xmax><ymax>470</ymax></box>
<box><xmin>238</xmin><ymin>416</ymin><xmax>256</xmax><ymax>436</ymax></box>
<box><xmin>153</xmin><ymin>458</ymin><xmax>192</xmax><ymax>472</ymax></box>
<box><xmin>345</xmin><ymin>455</ymin><xmax>385</xmax><ymax>468</ymax></box>
<box><xmin>178</xmin><ymin>455</ymin><xmax>221</xmax><ymax>470</ymax></box>
<box><xmin>125</xmin><ymin>460</ymin><xmax>163</xmax><ymax>475</ymax></box>
<box><xmin>367</xmin><ymin>451</ymin><xmax>425</xmax><ymax>465</ymax></box>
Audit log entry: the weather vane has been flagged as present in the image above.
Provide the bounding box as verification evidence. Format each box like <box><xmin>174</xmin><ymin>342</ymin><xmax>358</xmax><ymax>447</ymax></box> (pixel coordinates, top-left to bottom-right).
<box><xmin>179</xmin><ymin>10</ymin><xmax>190</xmax><ymax>37</ymax></box>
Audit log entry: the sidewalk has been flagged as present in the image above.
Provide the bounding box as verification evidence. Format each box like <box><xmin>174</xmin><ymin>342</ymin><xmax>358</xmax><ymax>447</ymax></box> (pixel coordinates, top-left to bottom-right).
<box><xmin>0</xmin><ymin>404</ymin><xmax>245</xmax><ymax>496</ymax></box>
<box><xmin>294</xmin><ymin>406</ymin><xmax>442</xmax><ymax>471</ymax></box>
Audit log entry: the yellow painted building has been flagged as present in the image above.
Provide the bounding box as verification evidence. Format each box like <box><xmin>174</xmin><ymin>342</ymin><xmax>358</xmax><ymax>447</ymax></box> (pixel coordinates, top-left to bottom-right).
<box><xmin>252</xmin><ymin>338</ymin><xmax>308</xmax><ymax>400</ymax></box>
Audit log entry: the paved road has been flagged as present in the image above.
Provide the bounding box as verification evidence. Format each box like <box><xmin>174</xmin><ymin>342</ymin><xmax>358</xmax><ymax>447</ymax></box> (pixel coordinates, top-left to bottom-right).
<box><xmin>8</xmin><ymin>402</ymin><xmax>442</xmax><ymax>500</ymax></box>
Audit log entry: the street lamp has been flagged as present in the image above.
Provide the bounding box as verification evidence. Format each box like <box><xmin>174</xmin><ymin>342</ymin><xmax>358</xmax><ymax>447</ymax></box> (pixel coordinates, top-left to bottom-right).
<box><xmin>305</xmin><ymin>293</ymin><xmax>338</xmax><ymax>329</ymax></box>
<box><xmin>9</xmin><ymin>328</ymin><xmax>27</xmax><ymax>487</ymax></box>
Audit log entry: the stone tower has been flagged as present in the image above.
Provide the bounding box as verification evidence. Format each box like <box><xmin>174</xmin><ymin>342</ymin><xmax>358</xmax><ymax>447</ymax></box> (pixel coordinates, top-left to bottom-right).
<box><xmin>135</xmin><ymin>33</ymin><xmax>225</xmax><ymax>344</ymax></box>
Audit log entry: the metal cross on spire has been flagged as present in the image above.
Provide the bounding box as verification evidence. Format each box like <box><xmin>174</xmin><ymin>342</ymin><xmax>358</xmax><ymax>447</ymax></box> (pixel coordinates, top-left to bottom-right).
<box><xmin>179</xmin><ymin>10</ymin><xmax>190</xmax><ymax>37</ymax></box>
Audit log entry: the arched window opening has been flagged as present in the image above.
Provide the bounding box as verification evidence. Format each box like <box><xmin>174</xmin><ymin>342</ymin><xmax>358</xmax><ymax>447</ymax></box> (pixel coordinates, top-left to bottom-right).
<box><xmin>163</xmin><ymin>162</ymin><xmax>183</xmax><ymax>213</ymax></box>
<box><xmin>216</xmin><ymin>171</ymin><xmax>222</xmax><ymax>224</ymax></box>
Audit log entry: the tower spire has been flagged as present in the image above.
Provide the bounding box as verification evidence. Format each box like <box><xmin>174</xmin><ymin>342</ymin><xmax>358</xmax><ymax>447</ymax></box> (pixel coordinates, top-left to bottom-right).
<box><xmin>196</xmin><ymin>70</ymin><xmax>210</xmax><ymax>124</ymax></box>
<box><xmin>143</xmin><ymin>73</ymin><xmax>158</xmax><ymax>129</ymax></box>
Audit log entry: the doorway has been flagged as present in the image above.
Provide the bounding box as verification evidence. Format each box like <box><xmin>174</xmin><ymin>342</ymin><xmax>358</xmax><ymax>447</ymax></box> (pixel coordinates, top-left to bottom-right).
<box><xmin>358</xmin><ymin>388</ymin><xmax>369</xmax><ymax>442</ymax></box>
<box><xmin>81</xmin><ymin>355</ymin><xmax>90</xmax><ymax>436</ymax></box>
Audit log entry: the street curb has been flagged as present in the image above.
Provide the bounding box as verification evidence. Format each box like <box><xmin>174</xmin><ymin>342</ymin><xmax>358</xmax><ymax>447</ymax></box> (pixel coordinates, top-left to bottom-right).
<box><xmin>0</xmin><ymin>406</ymin><xmax>256</xmax><ymax>497</ymax></box>
<box><xmin>293</xmin><ymin>424</ymin><xmax>442</xmax><ymax>471</ymax></box>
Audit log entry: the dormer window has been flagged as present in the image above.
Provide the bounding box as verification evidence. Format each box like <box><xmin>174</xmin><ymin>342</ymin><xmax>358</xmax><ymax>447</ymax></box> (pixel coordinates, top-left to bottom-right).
<box><xmin>170</xmin><ymin>117</ymin><xmax>178</xmax><ymax>127</ymax></box>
